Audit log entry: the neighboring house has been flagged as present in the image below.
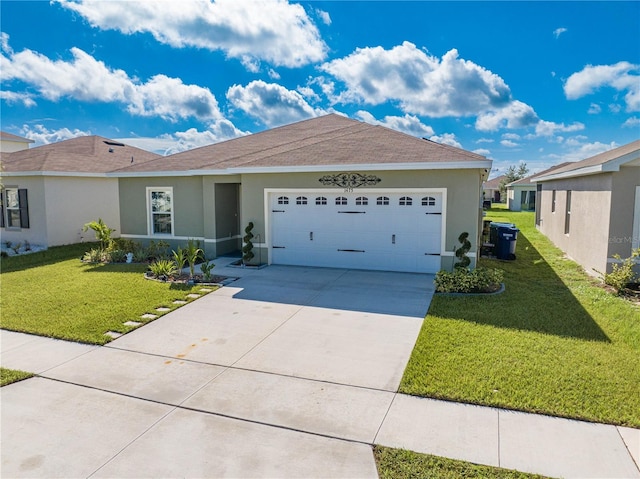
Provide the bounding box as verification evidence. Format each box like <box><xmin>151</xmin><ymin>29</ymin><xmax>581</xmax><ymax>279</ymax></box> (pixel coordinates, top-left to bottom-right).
<box><xmin>535</xmin><ymin>140</ymin><xmax>640</xmax><ymax>275</ymax></box>
<box><xmin>115</xmin><ymin>114</ymin><xmax>492</xmax><ymax>273</ymax></box>
<box><xmin>0</xmin><ymin>131</ymin><xmax>34</xmax><ymax>153</ymax></box>
<box><xmin>0</xmin><ymin>136</ymin><xmax>160</xmax><ymax>247</ymax></box>
<box><xmin>482</xmin><ymin>174</ymin><xmax>506</xmax><ymax>203</ymax></box>
<box><xmin>506</xmin><ymin>162</ymin><xmax>571</xmax><ymax>211</ymax></box>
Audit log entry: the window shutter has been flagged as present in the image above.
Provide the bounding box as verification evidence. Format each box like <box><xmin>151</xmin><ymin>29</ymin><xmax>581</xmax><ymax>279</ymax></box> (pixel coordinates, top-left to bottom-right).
<box><xmin>18</xmin><ymin>189</ymin><xmax>29</xmax><ymax>228</ymax></box>
<box><xmin>0</xmin><ymin>191</ymin><xmax>5</xmax><ymax>228</ymax></box>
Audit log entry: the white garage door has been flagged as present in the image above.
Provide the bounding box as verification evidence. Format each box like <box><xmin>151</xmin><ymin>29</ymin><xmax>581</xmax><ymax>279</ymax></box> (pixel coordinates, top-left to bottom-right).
<box><xmin>269</xmin><ymin>191</ymin><xmax>443</xmax><ymax>273</ymax></box>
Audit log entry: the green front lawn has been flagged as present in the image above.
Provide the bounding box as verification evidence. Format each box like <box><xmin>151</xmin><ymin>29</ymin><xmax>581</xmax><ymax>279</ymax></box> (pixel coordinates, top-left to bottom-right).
<box><xmin>374</xmin><ymin>446</ymin><xmax>549</xmax><ymax>479</ymax></box>
<box><xmin>0</xmin><ymin>243</ymin><xmax>214</xmax><ymax>345</ymax></box>
<box><xmin>0</xmin><ymin>368</ymin><xmax>34</xmax><ymax>386</ymax></box>
<box><xmin>401</xmin><ymin>208</ymin><xmax>640</xmax><ymax>427</ymax></box>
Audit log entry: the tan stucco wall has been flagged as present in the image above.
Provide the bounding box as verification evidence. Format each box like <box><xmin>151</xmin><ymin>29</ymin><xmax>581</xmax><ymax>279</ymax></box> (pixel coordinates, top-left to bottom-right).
<box><xmin>609</xmin><ymin>165</ymin><xmax>640</xmax><ymax>260</ymax></box>
<box><xmin>239</xmin><ymin>169</ymin><xmax>484</xmax><ymax>270</ymax></box>
<box><xmin>1</xmin><ymin>176</ymin><xmax>47</xmax><ymax>246</ymax></box>
<box><xmin>45</xmin><ymin>177</ymin><xmax>121</xmax><ymax>246</ymax></box>
<box><xmin>0</xmin><ymin>140</ymin><xmax>31</xmax><ymax>153</ymax></box>
<box><xmin>539</xmin><ymin>174</ymin><xmax>613</xmax><ymax>275</ymax></box>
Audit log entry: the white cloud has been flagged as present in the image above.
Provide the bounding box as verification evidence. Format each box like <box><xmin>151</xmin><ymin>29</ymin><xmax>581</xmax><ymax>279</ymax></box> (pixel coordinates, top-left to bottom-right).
<box><xmin>500</xmin><ymin>139</ymin><xmax>519</xmax><ymax>148</ymax></box>
<box><xmin>473</xmin><ymin>148</ymin><xmax>491</xmax><ymax>156</ymax></box>
<box><xmin>553</xmin><ymin>27</ymin><xmax>567</xmax><ymax>39</ymax></box>
<box><xmin>476</xmin><ymin>138</ymin><xmax>494</xmax><ymax>144</ymax></box>
<box><xmin>355</xmin><ymin>111</ymin><xmax>434</xmax><ymax>137</ymax></box>
<box><xmin>548</xmin><ymin>141</ymin><xmax>618</xmax><ymax>162</ymax></box>
<box><xmin>267</xmin><ymin>68</ymin><xmax>281</xmax><ymax>80</ymax></box>
<box><xmin>622</xmin><ymin>116</ymin><xmax>640</xmax><ymax>128</ymax></box>
<box><xmin>429</xmin><ymin>133</ymin><xmax>462</xmax><ymax>149</ymax></box>
<box><xmin>475</xmin><ymin>101</ymin><xmax>539</xmax><ymax>131</ymax></box>
<box><xmin>321</xmin><ymin>42</ymin><xmax>524</xmax><ymax>121</ymax></box>
<box><xmin>535</xmin><ymin>120</ymin><xmax>585</xmax><ymax>137</ymax></box>
<box><xmin>227</xmin><ymin>80</ymin><xmax>323</xmax><ymax>127</ymax></box>
<box><xmin>564</xmin><ymin>61</ymin><xmax>640</xmax><ymax>112</ymax></box>
<box><xmin>117</xmin><ymin>119</ymin><xmax>251</xmax><ymax>155</ymax></box>
<box><xmin>1</xmin><ymin>44</ymin><xmax>222</xmax><ymax>121</ymax></box>
<box><xmin>315</xmin><ymin>8</ymin><xmax>331</xmax><ymax>25</ymax></box>
<box><xmin>609</xmin><ymin>103</ymin><xmax>622</xmax><ymax>113</ymax></box>
<box><xmin>502</xmin><ymin>132</ymin><xmax>520</xmax><ymax>140</ymax></box>
<box><xmin>0</xmin><ymin>32</ymin><xmax>12</xmax><ymax>54</ymax></box>
<box><xmin>57</xmin><ymin>0</ymin><xmax>327</xmax><ymax>69</ymax></box>
<box><xmin>19</xmin><ymin>124</ymin><xmax>91</xmax><ymax>146</ymax></box>
<box><xmin>0</xmin><ymin>90</ymin><xmax>36</xmax><ymax>107</ymax></box>
<box><xmin>588</xmin><ymin>103</ymin><xmax>602</xmax><ymax>114</ymax></box>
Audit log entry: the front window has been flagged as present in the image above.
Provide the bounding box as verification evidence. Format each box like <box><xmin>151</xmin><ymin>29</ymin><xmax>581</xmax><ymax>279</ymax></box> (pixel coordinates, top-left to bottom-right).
<box><xmin>2</xmin><ymin>188</ymin><xmax>29</xmax><ymax>229</ymax></box>
<box><xmin>148</xmin><ymin>188</ymin><xmax>173</xmax><ymax>235</ymax></box>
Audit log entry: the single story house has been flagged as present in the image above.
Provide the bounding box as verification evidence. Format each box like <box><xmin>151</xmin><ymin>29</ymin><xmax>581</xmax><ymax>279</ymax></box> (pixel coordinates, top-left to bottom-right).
<box><xmin>114</xmin><ymin>114</ymin><xmax>492</xmax><ymax>273</ymax></box>
<box><xmin>482</xmin><ymin>174</ymin><xmax>506</xmax><ymax>203</ymax></box>
<box><xmin>0</xmin><ymin>136</ymin><xmax>160</xmax><ymax>247</ymax></box>
<box><xmin>506</xmin><ymin>162</ymin><xmax>571</xmax><ymax>212</ymax></box>
<box><xmin>0</xmin><ymin>131</ymin><xmax>34</xmax><ymax>153</ymax></box>
<box><xmin>535</xmin><ymin>140</ymin><xmax>640</xmax><ymax>275</ymax></box>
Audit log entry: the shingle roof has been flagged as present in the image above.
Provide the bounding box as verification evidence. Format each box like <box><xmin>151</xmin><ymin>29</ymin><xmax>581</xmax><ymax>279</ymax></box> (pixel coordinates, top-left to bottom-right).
<box><xmin>535</xmin><ymin>140</ymin><xmax>640</xmax><ymax>181</ymax></box>
<box><xmin>482</xmin><ymin>174</ymin><xmax>507</xmax><ymax>189</ymax></box>
<box><xmin>1</xmin><ymin>135</ymin><xmax>161</xmax><ymax>174</ymax></box>
<box><xmin>115</xmin><ymin>114</ymin><xmax>487</xmax><ymax>174</ymax></box>
<box><xmin>1</xmin><ymin>131</ymin><xmax>34</xmax><ymax>143</ymax></box>
<box><xmin>507</xmin><ymin>162</ymin><xmax>573</xmax><ymax>186</ymax></box>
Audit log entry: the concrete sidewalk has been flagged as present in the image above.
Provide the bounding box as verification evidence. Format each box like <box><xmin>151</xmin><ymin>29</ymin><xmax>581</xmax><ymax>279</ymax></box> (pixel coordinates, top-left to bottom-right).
<box><xmin>2</xmin><ymin>260</ymin><xmax>639</xmax><ymax>478</ymax></box>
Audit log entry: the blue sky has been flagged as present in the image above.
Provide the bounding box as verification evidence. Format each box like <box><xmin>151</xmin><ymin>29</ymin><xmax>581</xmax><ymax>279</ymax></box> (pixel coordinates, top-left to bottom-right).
<box><xmin>1</xmin><ymin>1</ymin><xmax>639</xmax><ymax>177</ymax></box>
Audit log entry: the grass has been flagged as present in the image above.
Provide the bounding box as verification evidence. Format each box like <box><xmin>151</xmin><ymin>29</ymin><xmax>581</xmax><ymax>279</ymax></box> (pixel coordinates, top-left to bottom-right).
<box><xmin>401</xmin><ymin>207</ymin><xmax>640</xmax><ymax>428</ymax></box>
<box><xmin>374</xmin><ymin>446</ymin><xmax>549</xmax><ymax>479</ymax></box>
<box><xmin>0</xmin><ymin>243</ymin><xmax>214</xmax><ymax>345</ymax></box>
<box><xmin>0</xmin><ymin>367</ymin><xmax>34</xmax><ymax>386</ymax></box>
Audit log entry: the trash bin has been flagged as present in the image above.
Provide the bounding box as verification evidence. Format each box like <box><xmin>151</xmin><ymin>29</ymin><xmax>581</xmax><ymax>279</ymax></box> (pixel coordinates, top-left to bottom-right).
<box><xmin>496</xmin><ymin>225</ymin><xmax>519</xmax><ymax>260</ymax></box>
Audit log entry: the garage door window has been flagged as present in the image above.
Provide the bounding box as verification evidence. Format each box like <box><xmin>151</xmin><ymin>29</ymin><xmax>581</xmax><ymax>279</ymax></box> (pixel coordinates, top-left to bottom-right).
<box><xmin>399</xmin><ymin>196</ymin><xmax>413</xmax><ymax>206</ymax></box>
<box><xmin>278</xmin><ymin>196</ymin><xmax>289</xmax><ymax>205</ymax></box>
<box><xmin>315</xmin><ymin>197</ymin><xmax>327</xmax><ymax>205</ymax></box>
<box><xmin>296</xmin><ymin>196</ymin><xmax>308</xmax><ymax>205</ymax></box>
<box><xmin>336</xmin><ymin>197</ymin><xmax>347</xmax><ymax>205</ymax></box>
<box><xmin>377</xmin><ymin>196</ymin><xmax>389</xmax><ymax>205</ymax></box>
<box><xmin>422</xmin><ymin>196</ymin><xmax>436</xmax><ymax>206</ymax></box>
<box><xmin>356</xmin><ymin>196</ymin><xmax>368</xmax><ymax>205</ymax></box>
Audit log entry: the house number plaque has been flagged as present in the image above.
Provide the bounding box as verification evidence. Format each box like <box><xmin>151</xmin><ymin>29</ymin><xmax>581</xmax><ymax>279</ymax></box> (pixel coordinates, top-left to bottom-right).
<box><xmin>318</xmin><ymin>173</ymin><xmax>382</xmax><ymax>189</ymax></box>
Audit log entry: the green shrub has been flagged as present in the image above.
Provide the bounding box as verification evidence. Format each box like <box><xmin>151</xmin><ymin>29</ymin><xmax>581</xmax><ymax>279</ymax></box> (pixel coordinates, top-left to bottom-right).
<box><xmin>147</xmin><ymin>240</ymin><xmax>170</xmax><ymax>261</ymax></box>
<box><xmin>108</xmin><ymin>249</ymin><xmax>127</xmax><ymax>263</ymax></box>
<box><xmin>597</xmin><ymin>248</ymin><xmax>639</xmax><ymax>295</ymax></box>
<box><xmin>185</xmin><ymin>239</ymin><xmax>204</xmax><ymax>278</ymax></box>
<box><xmin>82</xmin><ymin>248</ymin><xmax>104</xmax><ymax>263</ymax></box>
<box><xmin>242</xmin><ymin>222</ymin><xmax>255</xmax><ymax>265</ymax></box>
<box><xmin>454</xmin><ymin>232</ymin><xmax>471</xmax><ymax>269</ymax></box>
<box><xmin>435</xmin><ymin>267</ymin><xmax>504</xmax><ymax>293</ymax></box>
<box><xmin>112</xmin><ymin>238</ymin><xmax>139</xmax><ymax>253</ymax></box>
<box><xmin>172</xmin><ymin>246</ymin><xmax>187</xmax><ymax>273</ymax></box>
<box><xmin>82</xmin><ymin>218</ymin><xmax>115</xmax><ymax>251</ymax></box>
<box><xmin>200</xmin><ymin>259</ymin><xmax>215</xmax><ymax>281</ymax></box>
<box><xmin>148</xmin><ymin>259</ymin><xmax>178</xmax><ymax>279</ymax></box>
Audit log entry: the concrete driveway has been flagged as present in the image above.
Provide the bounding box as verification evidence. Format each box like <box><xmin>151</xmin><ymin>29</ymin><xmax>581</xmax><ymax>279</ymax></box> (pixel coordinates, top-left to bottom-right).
<box><xmin>1</xmin><ymin>262</ymin><xmax>436</xmax><ymax>478</ymax></box>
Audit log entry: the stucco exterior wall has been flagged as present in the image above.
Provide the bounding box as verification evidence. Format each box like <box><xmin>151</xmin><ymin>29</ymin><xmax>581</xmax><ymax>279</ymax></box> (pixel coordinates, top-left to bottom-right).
<box><xmin>1</xmin><ymin>176</ymin><xmax>47</xmax><ymax>246</ymax></box>
<box><xmin>45</xmin><ymin>177</ymin><xmax>121</xmax><ymax>246</ymax></box>
<box><xmin>608</xmin><ymin>165</ymin><xmax>640</xmax><ymax>261</ymax></box>
<box><xmin>0</xmin><ymin>140</ymin><xmax>31</xmax><ymax>153</ymax></box>
<box><xmin>539</xmin><ymin>174</ymin><xmax>613</xmax><ymax>275</ymax></box>
<box><xmin>239</xmin><ymin>168</ymin><xmax>484</xmax><ymax>270</ymax></box>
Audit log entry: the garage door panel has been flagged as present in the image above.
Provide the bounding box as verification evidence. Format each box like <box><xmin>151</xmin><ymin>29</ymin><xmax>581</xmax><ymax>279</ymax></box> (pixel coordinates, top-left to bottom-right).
<box><xmin>269</xmin><ymin>191</ymin><xmax>443</xmax><ymax>273</ymax></box>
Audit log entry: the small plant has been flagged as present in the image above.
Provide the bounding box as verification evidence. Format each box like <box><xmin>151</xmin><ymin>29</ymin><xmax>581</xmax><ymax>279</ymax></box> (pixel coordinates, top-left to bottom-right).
<box><xmin>147</xmin><ymin>240</ymin><xmax>171</xmax><ymax>261</ymax></box>
<box><xmin>435</xmin><ymin>267</ymin><xmax>504</xmax><ymax>293</ymax></box>
<box><xmin>112</xmin><ymin>238</ymin><xmax>139</xmax><ymax>253</ymax></box>
<box><xmin>132</xmin><ymin>245</ymin><xmax>149</xmax><ymax>263</ymax></box>
<box><xmin>454</xmin><ymin>232</ymin><xmax>472</xmax><ymax>269</ymax></box>
<box><xmin>242</xmin><ymin>222</ymin><xmax>255</xmax><ymax>265</ymax></box>
<box><xmin>23</xmin><ymin>240</ymin><xmax>31</xmax><ymax>252</ymax></box>
<box><xmin>4</xmin><ymin>241</ymin><xmax>11</xmax><ymax>249</ymax></box>
<box><xmin>82</xmin><ymin>218</ymin><xmax>115</xmax><ymax>251</ymax></box>
<box><xmin>200</xmin><ymin>259</ymin><xmax>215</xmax><ymax>281</ymax></box>
<box><xmin>11</xmin><ymin>242</ymin><xmax>22</xmax><ymax>254</ymax></box>
<box><xmin>595</xmin><ymin>248</ymin><xmax>639</xmax><ymax>295</ymax></box>
<box><xmin>148</xmin><ymin>259</ymin><xmax>178</xmax><ymax>279</ymax></box>
<box><xmin>82</xmin><ymin>248</ymin><xmax>103</xmax><ymax>263</ymax></box>
<box><xmin>172</xmin><ymin>246</ymin><xmax>187</xmax><ymax>274</ymax></box>
<box><xmin>108</xmin><ymin>249</ymin><xmax>127</xmax><ymax>263</ymax></box>
<box><xmin>185</xmin><ymin>239</ymin><xmax>204</xmax><ymax>278</ymax></box>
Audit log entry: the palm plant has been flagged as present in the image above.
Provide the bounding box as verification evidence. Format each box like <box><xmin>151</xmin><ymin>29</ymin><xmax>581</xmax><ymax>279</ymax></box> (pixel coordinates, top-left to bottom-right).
<box><xmin>184</xmin><ymin>239</ymin><xmax>204</xmax><ymax>278</ymax></box>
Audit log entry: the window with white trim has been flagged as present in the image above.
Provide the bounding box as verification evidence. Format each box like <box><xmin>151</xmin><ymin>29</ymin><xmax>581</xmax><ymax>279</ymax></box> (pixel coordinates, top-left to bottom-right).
<box><xmin>376</xmin><ymin>196</ymin><xmax>389</xmax><ymax>205</ymax></box>
<box><xmin>399</xmin><ymin>196</ymin><xmax>412</xmax><ymax>206</ymax></box>
<box><xmin>336</xmin><ymin>196</ymin><xmax>347</xmax><ymax>205</ymax></box>
<box><xmin>315</xmin><ymin>197</ymin><xmax>327</xmax><ymax>205</ymax></box>
<box><xmin>296</xmin><ymin>196</ymin><xmax>308</xmax><ymax>205</ymax></box>
<box><xmin>1</xmin><ymin>188</ymin><xmax>29</xmax><ymax>229</ymax></box>
<box><xmin>355</xmin><ymin>196</ymin><xmax>368</xmax><ymax>206</ymax></box>
<box><xmin>148</xmin><ymin>188</ymin><xmax>173</xmax><ymax>235</ymax></box>
<box><xmin>277</xmin><ymin>196</ymin><xmax>289</xmax><ymax>205</ymax></box>
<box><xmin>421</xmin><ymin>196</ymin><xmax>436</xmax><ymax>206</ymax></box>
